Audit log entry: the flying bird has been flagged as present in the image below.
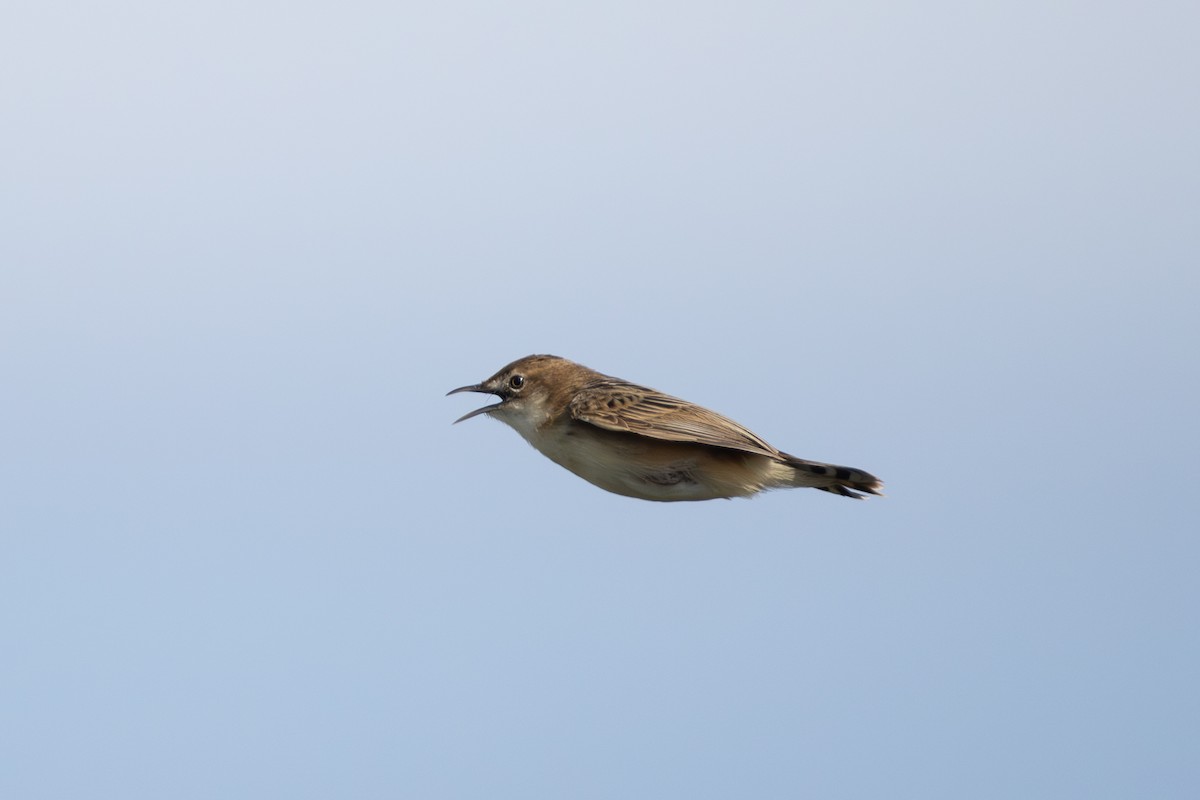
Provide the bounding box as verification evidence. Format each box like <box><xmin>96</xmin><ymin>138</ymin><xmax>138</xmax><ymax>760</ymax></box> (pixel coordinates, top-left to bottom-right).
<box><xmin>449</xmin><ymin>354</ymin><xmax>882</xmax><ymax>502</ymax></box>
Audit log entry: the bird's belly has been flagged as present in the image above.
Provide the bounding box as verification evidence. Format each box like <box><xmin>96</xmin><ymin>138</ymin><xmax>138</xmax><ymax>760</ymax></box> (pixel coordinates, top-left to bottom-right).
<box><xmin>533</xmin><ymin>427</ymin><xmax>768</xmax><ymax>502</ymax></box>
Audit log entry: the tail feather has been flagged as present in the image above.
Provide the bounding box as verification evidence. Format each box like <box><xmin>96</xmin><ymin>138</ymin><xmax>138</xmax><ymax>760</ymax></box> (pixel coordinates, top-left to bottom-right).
<box><xmin>780</xmin><ymin>453</ymin><xmax>883</xmax><ymax>500</ymax></box>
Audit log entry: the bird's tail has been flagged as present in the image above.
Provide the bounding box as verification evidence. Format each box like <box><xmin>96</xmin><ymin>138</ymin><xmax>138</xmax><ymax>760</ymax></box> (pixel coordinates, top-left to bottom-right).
<box><xmin>779</xmin><ymin>453</ymin><xmax>883</xmax><ymax>499</ymax></box>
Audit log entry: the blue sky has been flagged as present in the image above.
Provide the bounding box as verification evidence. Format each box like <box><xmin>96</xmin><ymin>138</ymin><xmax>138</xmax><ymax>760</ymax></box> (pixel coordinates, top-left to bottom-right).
<box><xmin>3</xmin><ymin>2</ymin><xmax>1197</xmax><ymax>797</ymax></box>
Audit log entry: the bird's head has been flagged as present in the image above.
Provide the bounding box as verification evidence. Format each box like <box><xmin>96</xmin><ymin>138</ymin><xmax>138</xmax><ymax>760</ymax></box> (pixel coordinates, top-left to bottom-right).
<box><xmin>447</xmin><ymin>354</ymin><xmax>584</xmax><ymax>430</ymax></box>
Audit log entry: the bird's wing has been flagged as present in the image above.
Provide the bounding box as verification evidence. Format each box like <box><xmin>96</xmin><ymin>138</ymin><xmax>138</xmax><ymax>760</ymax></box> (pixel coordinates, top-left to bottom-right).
<box><xmin>568</xmin><ymin>380</ymin><xmax>780</xmax><ymax>458</ymax></box>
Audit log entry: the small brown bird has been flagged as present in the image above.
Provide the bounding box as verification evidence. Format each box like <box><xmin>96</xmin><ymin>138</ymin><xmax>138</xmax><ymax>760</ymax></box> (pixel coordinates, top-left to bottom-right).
<box><xmin>448</xmin><ymin>354</ymin><xmax>882</xmax><ymax>502</ymax></box>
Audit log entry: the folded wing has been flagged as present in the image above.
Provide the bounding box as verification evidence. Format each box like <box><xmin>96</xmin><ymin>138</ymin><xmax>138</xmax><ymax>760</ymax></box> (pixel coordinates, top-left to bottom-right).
<box><xmin>568</xmin><ymin>379</ymin><xmax>781</xmax><ymax>459</ymax></box>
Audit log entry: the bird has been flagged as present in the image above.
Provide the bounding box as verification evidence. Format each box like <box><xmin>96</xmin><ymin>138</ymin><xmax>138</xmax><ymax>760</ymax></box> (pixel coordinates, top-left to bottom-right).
<box><xmin>448</xmin><ymin>354</ymin><xmax>882</xmax><ymax>502</ymax></box>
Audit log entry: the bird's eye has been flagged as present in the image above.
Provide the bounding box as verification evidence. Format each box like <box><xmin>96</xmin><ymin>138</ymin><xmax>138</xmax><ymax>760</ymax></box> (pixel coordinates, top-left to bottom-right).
<box><xmin>509</xmin><ymin>374</ymin><xmax>525</xmax><ymax>390</ymax></box>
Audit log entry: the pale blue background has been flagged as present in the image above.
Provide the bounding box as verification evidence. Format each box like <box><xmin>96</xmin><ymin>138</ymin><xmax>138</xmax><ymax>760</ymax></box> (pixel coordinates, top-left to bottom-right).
<box><xmin>3</xmin><ymin>1</ymin><xmax>1197</xmax><ymax>797</ymax></box>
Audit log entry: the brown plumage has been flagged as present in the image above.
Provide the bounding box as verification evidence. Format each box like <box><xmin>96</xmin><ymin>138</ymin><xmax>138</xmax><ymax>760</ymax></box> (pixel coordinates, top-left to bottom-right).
<box><xmin>449</xmin><ymin>355</ymin><xmax>883</xmax><ymax>502</ymax></box>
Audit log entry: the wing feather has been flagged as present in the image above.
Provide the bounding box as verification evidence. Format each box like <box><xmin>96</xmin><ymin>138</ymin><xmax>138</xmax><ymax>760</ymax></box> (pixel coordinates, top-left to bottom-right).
<box><xmin>568</xmin><ymin>379</ymin><xmax>780</xmax><ymax>458</ymax></box>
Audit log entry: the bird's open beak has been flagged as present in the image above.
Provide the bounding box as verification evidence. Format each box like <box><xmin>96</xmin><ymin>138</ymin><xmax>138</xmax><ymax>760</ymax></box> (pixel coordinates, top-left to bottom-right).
<box><xmin>446</xmin><ymin>383</ymin><xmax>504</xmax><ymax>424</ymax></box>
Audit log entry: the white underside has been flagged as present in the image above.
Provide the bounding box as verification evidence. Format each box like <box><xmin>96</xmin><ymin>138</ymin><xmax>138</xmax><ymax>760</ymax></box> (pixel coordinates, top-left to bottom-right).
<box><xmin>495</xmin><ymin>408</ymin><xmax>787</xmax><ymax>502</ymax></box>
